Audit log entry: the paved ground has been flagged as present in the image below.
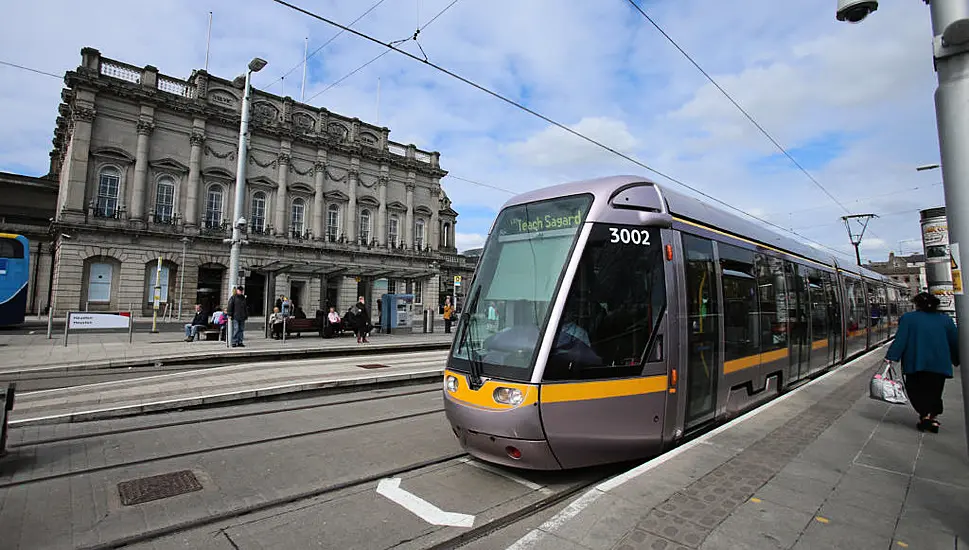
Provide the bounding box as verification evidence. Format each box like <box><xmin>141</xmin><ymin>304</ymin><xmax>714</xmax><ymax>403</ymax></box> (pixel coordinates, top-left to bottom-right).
<box><xmin>0</xmin><ymin>325</ymin><xmax>454</xmax><ymax>374</ymax></box>
<box><xmin>0</xmin><ymin>383</ymin><xmax>609</xmax><ymax>550</ymax></box>
<box><xmin>506</xmin><ymin>350</ymin><xmax>968</xmax><ymax>550</ymax></box>
<box><xmin>8</xmin><ymin>349</ymin><xmax>449</xmax><ymax>425</ymax></box>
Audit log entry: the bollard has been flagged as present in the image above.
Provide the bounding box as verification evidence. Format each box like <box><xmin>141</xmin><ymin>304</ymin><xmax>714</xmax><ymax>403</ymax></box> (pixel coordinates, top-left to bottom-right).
<box><xmin>0</xmin><ymin>383</ymin><xmax>16</xmax><ymax>457</ymax></box>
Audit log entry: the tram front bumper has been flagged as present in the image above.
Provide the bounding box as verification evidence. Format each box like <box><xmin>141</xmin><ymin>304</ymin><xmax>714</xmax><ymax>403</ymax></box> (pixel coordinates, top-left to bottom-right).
<box><xmin>454</xmin><ymin>426</ymin><xmax>561</xmax><ymax>470</ymax></box>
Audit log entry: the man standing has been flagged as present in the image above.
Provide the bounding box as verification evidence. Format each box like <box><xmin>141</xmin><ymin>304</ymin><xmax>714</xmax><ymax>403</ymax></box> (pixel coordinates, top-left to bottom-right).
<box><xmin>443</xmin><ymin>296</ymin><xmax>454</xmax><ymax>334</ymax></box>
<box><xmin>184</xmin><ymin>304</ymin><xmax>208</xmax><ymax>342</ymax></box>
<box><xmin>226</xmin><ymin>286</ymin><xmax>248</xmax><ymax>348</ymax></box>
<box><xmin>353</xmin><ymin>295</ymin><xmax>371</xmax><ymax>344</ymax></box>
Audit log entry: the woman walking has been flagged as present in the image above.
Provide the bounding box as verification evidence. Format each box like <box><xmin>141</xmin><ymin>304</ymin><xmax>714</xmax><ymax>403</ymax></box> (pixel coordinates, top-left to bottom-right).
<box><xmin>884</xmin><ymin>292</ymin><xmax>960</xmax><ymax>433</ymax></box>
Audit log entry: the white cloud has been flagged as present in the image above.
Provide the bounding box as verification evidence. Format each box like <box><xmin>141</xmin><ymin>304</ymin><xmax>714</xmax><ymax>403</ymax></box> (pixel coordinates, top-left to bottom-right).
<box><xmin>505</xmin><ymin>116</ymin><xmax>639</xmax><ymax>168</ymax></box>
<box><xmin>456</xmin><ymin>232</ymin><xmax>486</xmax><ymax>252</ymax></box>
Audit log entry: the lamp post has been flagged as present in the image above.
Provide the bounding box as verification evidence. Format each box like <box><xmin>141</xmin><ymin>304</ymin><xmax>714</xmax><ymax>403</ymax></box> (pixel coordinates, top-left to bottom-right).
<box><xmin>178</xmin><ymin>236</ymin><xmax>190</xmax><ymax>320</ymax></box>
<box><xmin>837</xmin><ymin>0</ymin><xmax>969</xmax><ymax>457</ymax></box>
<box><xmin>225</xmin><ymin>57</ymin><xmax>267</xmax><ymax>346</ymax></box>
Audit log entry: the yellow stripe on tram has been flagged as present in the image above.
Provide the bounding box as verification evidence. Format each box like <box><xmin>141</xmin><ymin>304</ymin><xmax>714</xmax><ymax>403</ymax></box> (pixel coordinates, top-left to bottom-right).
<box><xmin>443</xmin><ymin>370</ymin><xmax>538</xmax><ymax>410</ymax></box>
<box><xmin>723</xmin><ymin>348</ymin><xmax>789</xmax><ymax>374</ymax></box>
<box><xmin>811</xmin><ymin>339</ymin><xmax>829</xmax><ymax>351</ymax></box>
<box><xmin>541</xmin><ymin>375</ymin><xmax>668</xmax><ymax>403</ymax></box>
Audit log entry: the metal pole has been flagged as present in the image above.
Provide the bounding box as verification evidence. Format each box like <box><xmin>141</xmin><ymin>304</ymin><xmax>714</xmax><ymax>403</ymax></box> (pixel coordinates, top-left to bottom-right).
<box><xmin>178</xmin><ymin>237</ymin><xmax>188</xmax><ymax>321</ymax></box>
<box><xmin>129</xmin><ymin>314</ymin><xmax>133</xmax><ymax>344</ymax></box>
<box><xmin>854</xmin><ymin>243</ymin><xmax>862</xmax><ymax>267</ymax></box>
<box><xmin>928</xmin><ymin>0</ymin><xmax>969</xmax><ymax>457</ymax></box>
<box><xmin>228</xmin><ymin>66</ymin><xmax>256</xmax><ymax>348</ymax></box>
<box><xmin>151</xmin><ymin>256</ymin><xmax>162</xmax><ymax>333</ymax></box>
<box><xmin>63</xmin><ymin>311</ymin><xmax>70</xmax><ymax>347</ymax></box>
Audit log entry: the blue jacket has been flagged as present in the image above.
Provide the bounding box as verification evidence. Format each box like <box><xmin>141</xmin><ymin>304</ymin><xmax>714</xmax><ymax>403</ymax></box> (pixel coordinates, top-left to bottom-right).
<box><xmin>885</xmin><ymin>310</ymin><xmax>959</xmax><ymax>377</ymax></box>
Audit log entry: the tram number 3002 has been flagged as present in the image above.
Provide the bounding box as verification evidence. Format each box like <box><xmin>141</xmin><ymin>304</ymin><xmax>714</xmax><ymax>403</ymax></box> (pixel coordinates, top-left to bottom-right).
<box><xmin>608</xmin><ymin>227</ymin><xmax>651</xmax><ymax>245</ymax></box>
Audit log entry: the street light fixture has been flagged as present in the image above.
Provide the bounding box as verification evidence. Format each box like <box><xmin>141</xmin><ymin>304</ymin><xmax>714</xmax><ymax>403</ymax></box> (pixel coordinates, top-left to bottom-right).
<box><xmin>837</xmin><ymin>0</ymin><xmax>969</xmax><ymax>457</ymax></box>
<box><xmin>226</xmin><ymin>56</ymin><xmax>267</xmax><ymax>346</ymax></box>
<box><xmin>916</xmin><ymin>163</ymin><xmax>941</xmax><ymax>171</ymax></box>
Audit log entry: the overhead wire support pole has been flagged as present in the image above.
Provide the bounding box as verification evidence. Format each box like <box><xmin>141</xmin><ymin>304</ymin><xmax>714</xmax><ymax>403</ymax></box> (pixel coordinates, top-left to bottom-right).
<box><xmin>841</xmin><ymin>214</ymin><xmax>877</xmax><ymax>266</ymax></box>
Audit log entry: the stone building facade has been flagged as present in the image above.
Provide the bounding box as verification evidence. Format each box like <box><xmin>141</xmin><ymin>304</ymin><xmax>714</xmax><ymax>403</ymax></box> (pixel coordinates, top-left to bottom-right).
<box><xmin>44</xmin><ymin>47</ymin><xmax>474</xmax><ymax>320</ymax></box>
<box><xmin>867</xmin><ymin>252</ymin><xmax>926</xmax><ymax>299</ymax></box>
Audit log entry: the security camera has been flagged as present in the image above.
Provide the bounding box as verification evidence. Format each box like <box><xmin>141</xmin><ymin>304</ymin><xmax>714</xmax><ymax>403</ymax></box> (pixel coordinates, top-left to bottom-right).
<box><xmin>836</xmin><ymin>0</ymin><xmax>877</xmax><ymax>23</ymax></box>
<box><xmin>236</xmin><ymin>217</ymin><xmax>247</xmax><ymax>228</ymax></box>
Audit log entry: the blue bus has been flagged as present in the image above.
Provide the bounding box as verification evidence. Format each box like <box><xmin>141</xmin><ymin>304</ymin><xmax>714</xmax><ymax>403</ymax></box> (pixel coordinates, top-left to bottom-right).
<box><xmin>0</xmin><ymin>233</ymin><xmax>28</xmax><ymax>326</ymax></box>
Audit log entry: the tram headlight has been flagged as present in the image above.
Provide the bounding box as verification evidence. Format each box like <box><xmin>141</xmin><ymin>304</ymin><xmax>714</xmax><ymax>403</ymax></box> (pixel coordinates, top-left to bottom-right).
<box><xmin>446</xmin><ymin>375</ymin><xmax>459</xmax><ymax>393</ymax></box>
<box><xmin>493</xmin><ymin>387</ymin><xmax>524</xmax><ymax>406</ymax></box>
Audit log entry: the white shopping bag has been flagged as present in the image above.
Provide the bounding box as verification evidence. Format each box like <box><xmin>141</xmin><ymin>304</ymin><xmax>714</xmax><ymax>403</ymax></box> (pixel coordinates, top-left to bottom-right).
<box><xmin>870</xmin><ymin>361</ymin><xmax>908</xmax><ymax>405</ymax></box>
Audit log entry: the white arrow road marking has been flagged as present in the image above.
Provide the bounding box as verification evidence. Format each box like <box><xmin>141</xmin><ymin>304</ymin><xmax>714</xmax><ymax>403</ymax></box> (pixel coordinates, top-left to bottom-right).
<box><xmin>376</xmin><ymin>478</ymin><xmax>475</xmax><ymax>528</ymax></box>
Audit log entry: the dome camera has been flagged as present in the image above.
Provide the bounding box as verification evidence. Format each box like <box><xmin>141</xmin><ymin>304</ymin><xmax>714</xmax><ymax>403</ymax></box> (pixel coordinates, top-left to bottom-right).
<box><xmin>836</xmin><ymin>0</ymin><xmax>878</xmax><ymax>23</ymax></box>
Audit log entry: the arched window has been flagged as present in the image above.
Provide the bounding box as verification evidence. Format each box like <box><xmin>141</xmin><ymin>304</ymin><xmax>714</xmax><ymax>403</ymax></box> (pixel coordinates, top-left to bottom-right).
<box><xmin>154</xmin><ymin>177</ymin><xmax>175</xmax><ymax>224</ymax></box>
<box><xmin>442</xmin><ymin>222</ymin><xmax>451</xmax><ymax>248</ymax></box>
<box><xmin>96</xmin><ymin>167</ymin><xmax>121</xmax><ymax>218</ymax></box>
<box><xmin>204</xmin><ymin>185</ymin><xmax>224</xmax><ymax>229</ymax></box>
<box><xmin>326</xmin><ymin>204</ymin><xmax>340</xmax><ymax>241</ymax></box>
<box><xmin>251</xmin><ymin>192</ymin><xmax>267</xmax><ymax>233</ymax></box>
<box><xmin>415</xmin><ymin>219</ymin><xmax>425</xmax><ymax>249</ymax></box>
<box><xmin>359</xmin><ymin>209</ymin><xmax>372</xmax><ymax>243</ymax></box>
<box><xmin>291</xmin><ymin>198</ymin><xmax>306</xmax><ymax>237</ymax></box>
<box><xmin>389</xmin><ymin>215</ymin><xmax>400</xmax><ymax>247</ymax></box>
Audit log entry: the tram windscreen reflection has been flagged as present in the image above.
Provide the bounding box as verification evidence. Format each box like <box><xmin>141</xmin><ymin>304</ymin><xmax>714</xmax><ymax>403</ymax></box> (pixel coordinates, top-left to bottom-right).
<box><xmin>451</xmin><ymin>194</ymin><xmax>592</xmax><ymax>380</ymax></box>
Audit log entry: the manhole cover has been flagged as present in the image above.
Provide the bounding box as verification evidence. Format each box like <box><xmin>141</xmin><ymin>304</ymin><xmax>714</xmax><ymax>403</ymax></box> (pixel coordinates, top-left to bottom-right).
<box><xmin>357</xmin><ymin>364</ymin><xmax>391</xmax><ymax>369</ymax></box>
<box><xmin>118</xmin><ymin>470</ymin><xmax>202</xmax><ymax>506</ymax></box>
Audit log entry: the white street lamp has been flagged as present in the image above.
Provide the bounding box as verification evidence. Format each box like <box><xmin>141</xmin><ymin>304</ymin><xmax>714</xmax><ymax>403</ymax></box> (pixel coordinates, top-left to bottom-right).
<box><xmin>916</xmin><ymin>163</ymin><xmax>941</xmax><ymax>171</ymax></box>
<box><xmin>226</xmin><ymin>57</ymin><xmax>267</xmax><ymax>346</ymax></box>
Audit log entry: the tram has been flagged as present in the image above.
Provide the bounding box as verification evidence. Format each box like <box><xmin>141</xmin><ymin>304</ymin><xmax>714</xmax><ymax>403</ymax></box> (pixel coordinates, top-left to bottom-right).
<box><xmin>442</xmin><ymin>176</ymin><xmax>908</xmax><ymax>470</ymax></box>
<box><xmin>0</xmin><ymin>233</ymin><xmax>29</xmax><ymax>327</ymax></box>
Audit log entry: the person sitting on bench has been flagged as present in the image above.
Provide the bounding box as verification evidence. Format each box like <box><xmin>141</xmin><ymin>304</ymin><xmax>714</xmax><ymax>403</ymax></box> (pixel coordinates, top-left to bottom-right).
<box><xmin>269</xmin><ymin>307</ymin><xmax>284</xmax><ymax>339</ymax></box>
<box><xmin>184</xmin><ymin>304</ymin><xmax>208</xmax><ymax>342</ymax></box>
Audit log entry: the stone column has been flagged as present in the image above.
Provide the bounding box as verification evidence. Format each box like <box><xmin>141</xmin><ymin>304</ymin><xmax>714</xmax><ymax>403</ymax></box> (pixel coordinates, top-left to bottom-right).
<box><xmin>130</xmin><ymin>106</ymin><xmax>155</xmax><ymax>223</ymax></box>
<box><xmin>273</xmin><ymin>140</ymin><xmax>292</xmax><ymax>236</ymax></box>
<box><xmin>377</xmin><ymin>172</ymin><xmax>388</xmax><ymax>246</ymax></box>
<box><xmin>185</xmin><ymin>122</ymin><xmax>205</xmax><ymax>228</ymax></box>
<box><xmin>451</xmin><ymin>219</ymin><xmax>457</xmax><ymax>251</ymax></box>
<box><xmin>346</xmin><ymin>157</ymin><xmax>359</xmax><ymax>243</ymax></box>
<box><xmin>60</xmin><ymin>99</ymin><xmax>96</xmax><ymax>221</ymax></box>
<box><xmin>405</xmin><ymin>171</ymin><xmax>416</xmax><ymax>248</ymax></box>
<box><xmin>430</xmin><ymin>188</ymin><xmax>441</xmax><ymax>251</ymax></box>
<box><xmin>313</xmin><ymin>150</ymin><xmax>326</xmax><ymax>239</ymax></box>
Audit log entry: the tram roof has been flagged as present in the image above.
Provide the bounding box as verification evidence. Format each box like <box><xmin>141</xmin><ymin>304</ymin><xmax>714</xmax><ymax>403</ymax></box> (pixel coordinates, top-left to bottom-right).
<box><xmin>502</xmin><ymin>175</ymin><xmax>892</xmax><ymax>283</ymax></box>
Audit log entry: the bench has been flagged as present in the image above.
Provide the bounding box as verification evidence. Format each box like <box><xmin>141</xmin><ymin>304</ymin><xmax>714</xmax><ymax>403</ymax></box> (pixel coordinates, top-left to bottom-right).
<box><xmin>200</xmin><ymin>323</ymin><xmax>225</xmax><ymax>341</ymax></box>
<box><xmin>284</xmin><ymin>317</ymin><xmax>321</xmax><ymax>338</ymax></box>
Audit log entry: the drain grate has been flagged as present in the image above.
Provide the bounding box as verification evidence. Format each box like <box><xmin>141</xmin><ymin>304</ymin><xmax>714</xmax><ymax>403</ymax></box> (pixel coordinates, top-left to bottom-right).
<box><xmin>118</xmin><ymin>470</ymin><xmax>202</xmax><ymax>506</ymax></box>
<box><xmin>357</xmin><ymin>364</ymin><xmax>392</xmax><ymax>369</ymax></box>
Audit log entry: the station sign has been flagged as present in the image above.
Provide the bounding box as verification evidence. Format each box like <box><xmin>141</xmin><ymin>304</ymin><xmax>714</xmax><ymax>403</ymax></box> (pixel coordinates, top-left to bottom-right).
<box><xmin>68</xmin><ymin>312</ymin><xmax>132</xmax><ymax>330</ymax></box>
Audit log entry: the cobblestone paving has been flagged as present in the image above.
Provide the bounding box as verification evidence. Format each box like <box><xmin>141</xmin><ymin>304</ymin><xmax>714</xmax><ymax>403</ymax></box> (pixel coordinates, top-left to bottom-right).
<box><xmin>614</xmin><ymin>365</ymin><xmax>877</xmax><ymax>550</ymax></box>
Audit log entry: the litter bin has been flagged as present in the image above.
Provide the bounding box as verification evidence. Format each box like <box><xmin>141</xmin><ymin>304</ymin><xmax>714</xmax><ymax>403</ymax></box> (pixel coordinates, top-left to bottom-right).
<box><xmin>423</xmin><ymin>308</ymin><xmax>435</xmax><ymax>333</ymax></box>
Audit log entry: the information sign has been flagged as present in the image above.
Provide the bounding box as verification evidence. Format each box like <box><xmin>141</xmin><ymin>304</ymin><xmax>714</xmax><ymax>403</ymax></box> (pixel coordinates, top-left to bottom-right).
<box><xmin>68</xmin><ymin>313</ymin><xmax>132</xmax><ymax>330</ymax></box>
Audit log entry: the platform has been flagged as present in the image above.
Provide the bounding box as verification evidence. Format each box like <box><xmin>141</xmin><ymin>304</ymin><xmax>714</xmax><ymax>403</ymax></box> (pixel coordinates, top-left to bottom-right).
<box><xmin>508</xmin><ymin>349</ymin><xmax>968</xmax><ymax>550</ymax></box>
<box><xmin>7</xmin><ymin>348</ymin><xmax>448</xmax><ymax>426</ymax></box>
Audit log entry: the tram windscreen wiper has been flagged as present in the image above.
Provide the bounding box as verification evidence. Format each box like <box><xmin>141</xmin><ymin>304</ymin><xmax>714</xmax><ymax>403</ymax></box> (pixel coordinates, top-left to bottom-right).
<box><xmin>457</xmin><ymin>285</ymin><xmax>484</xmax><ymax>387</ymax></box>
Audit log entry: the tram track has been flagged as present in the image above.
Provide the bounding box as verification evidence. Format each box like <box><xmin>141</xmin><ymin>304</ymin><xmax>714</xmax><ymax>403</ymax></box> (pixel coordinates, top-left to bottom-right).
<box><xmin>0</xmin><ymin>405</ymin><xmax>446</xmax><ymax>489</ymax></box>
<box><xmin>12</xmin><ymin>385</ymin><xmax>442</xmax><ymax>448</ymax></box>
<box><xmin>74</xmin><ymin>452</ymin><xmax>470</xmax><ymax>550</ymax></box>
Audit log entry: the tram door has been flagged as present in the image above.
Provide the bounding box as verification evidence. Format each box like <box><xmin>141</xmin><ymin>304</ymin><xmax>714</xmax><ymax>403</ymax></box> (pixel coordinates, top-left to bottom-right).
<box><xmin>683</xmin><ymin>235</ymin><xmax>721</xmax><ymax>429</ymax></box>
<box><xmin>785</xmin><ymin>262</ymin><xmax>810</xmax><ymax>382</ymax></box>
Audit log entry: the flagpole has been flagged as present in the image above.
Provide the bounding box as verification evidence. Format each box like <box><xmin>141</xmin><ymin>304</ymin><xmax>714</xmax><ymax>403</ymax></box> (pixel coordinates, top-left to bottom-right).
<box><xmin>204</xmin><ymin>11</ymin><xmax>213</xmax><ymax>71</ymax></box>
<box><xmin>300</xmin><ymin>37</ymin><xmax>308</xmax><ymax>102</ymax></box>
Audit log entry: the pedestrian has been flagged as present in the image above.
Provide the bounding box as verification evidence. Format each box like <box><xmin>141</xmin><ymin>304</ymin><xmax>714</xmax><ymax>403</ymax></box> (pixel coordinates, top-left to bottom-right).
<box><xmin>443</xmin><ymin>296</ymin><xmax>454</xmax><ymax>334</ymax></box>
<box><xmin>226</xmin><ymin>286</ymin><xmax>249</xmax><ymax>348</ymax></box>
<box><xmin>184</xmin><ymin>304</ymin><xmax>208</xmax><ymax>342</ymax></box>
<box><xmin>353</xmin><ymin>295</ymin><xmax>371</xmax><ymax>343</ymax></box>
<box><xmin>884</xmin><ymin>291</ymin><xmax>960</xmax><ymax>433</ymax></box>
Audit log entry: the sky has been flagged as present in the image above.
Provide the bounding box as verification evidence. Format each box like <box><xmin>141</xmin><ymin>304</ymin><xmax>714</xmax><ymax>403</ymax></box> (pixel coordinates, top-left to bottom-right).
<box><xmin>0</xmin><ymin>0</ymin><xmax>948</xmax><ymax>262</ymax></box>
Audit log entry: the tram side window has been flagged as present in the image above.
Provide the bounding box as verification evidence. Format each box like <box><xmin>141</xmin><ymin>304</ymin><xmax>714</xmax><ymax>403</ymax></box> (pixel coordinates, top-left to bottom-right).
<box><xmin>719</xmin><ymin>243</ymin><xmax>759</xmax><ymax>363</ymax></box>
<box><xmin>806</xmin><ymin>269</ymin><xmax>829</xmax><ymax>346</ymax></box>
<box><xmin>754</xmin><ymin>254</ymin><xmax>787</xmax><ymax>353</ymax></box>
<box><xmin>543</xmin><ymin>224</ymin><xmax>666</xmax><ymax>381</ymax></box>
<box><xmin>0</xmin><ymin>238</ymin><xmax>24</xmax><ymax>259</ymax></box>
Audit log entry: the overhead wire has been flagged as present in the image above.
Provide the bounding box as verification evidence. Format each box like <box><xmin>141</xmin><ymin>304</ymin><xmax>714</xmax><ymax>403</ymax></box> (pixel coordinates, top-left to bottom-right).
<box><xmin>623</xmin><ymin>0</ymin><xmax>851</xmax><ymax>215</ymax></box>
<box><xmin>268</xmin><ymin>0</ymin><xmax>859</xmax><ymax>261</ymax></box>
<box><xmin>777</xmin><ymin>182</ymin><xmax>943</xmax><ymax>217</ymax></box>
<box><xmin>264</xmin><ymin>0</ymin><xmax>390</xmax><ymax>90</ymax></box>
<box><xmin>302</xmin><ymin>0</ymin><xmax>462</xmax><ymax>103</ymax></box>
<box><xmin>0</xmin><ymin>60</ymin><xmax>62</xmax><ymax>80</ymax></box>
<box><xmin>444</xmin><ymin>175</ymin><xmax>515</xmax><ymax>195</ymax></box>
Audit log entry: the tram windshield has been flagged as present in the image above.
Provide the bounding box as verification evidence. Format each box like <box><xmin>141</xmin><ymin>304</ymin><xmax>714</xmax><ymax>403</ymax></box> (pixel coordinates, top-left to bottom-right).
<box><xmin>450</xmin><ymin>193</ymin><xmax>593</xmax><ymax>381</ymax></box>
